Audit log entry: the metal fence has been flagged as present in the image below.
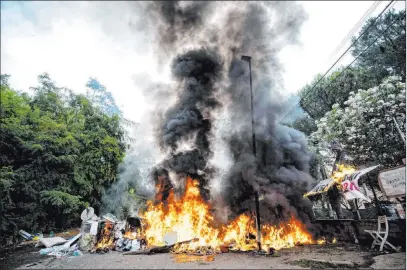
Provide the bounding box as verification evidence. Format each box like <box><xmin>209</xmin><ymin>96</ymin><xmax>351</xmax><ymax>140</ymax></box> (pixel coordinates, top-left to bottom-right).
<box><xmin>313</xmin><ymin>202</ymin><xmax>405</xmax><ymax>220</ymax></box>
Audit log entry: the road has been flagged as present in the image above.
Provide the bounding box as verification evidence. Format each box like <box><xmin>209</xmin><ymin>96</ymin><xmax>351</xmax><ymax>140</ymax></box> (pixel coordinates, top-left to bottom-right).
<box><xmin>13</xmin><ymin>244</ymin><xmax>405</xmax><ymax>269</ymax></box>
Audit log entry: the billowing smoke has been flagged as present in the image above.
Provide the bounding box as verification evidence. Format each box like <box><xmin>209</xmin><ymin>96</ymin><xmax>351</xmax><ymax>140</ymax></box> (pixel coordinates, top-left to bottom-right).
<box><xmin>141</xmin><ymin>1</ymin><xmax>315</xmax><ymax>226</ymax></box>
<box><xmin>102</xmin><ymin>1</ymin><xmax>315</xmax><ymax>226</ymax></box>
<box><xmin>153</xmin><ymin>48</ymin><xmax>222</xmax><ymax>200</ymax></box>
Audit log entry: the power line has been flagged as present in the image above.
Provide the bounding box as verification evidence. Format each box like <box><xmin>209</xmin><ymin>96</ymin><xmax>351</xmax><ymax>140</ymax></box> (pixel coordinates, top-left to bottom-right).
<box><xmin>296</xmin><ymin>10</ymin><xmax>404</xmax><ymax>117</ymax></box>
<box><xmin>329</xmin><ymin>1</ymin><xmax>382</xmax><ymax>61</ymax></box>
<box><xmin>279</xmin><ymin>0</ymin><xmax>395</xmax><ymax>124</ymax></box>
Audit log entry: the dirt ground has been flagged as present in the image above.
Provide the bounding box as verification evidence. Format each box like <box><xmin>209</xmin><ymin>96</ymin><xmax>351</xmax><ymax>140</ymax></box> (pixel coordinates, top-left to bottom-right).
<box><xmin>3</xmin><ymin>243</ymin><xmax>405</xmax><ymax>270</ymax></box>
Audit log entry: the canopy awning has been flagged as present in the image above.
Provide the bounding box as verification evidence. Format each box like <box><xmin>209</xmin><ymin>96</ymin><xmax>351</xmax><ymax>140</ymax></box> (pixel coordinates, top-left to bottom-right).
<box><xmin>304</xmin><ymin>178</ymin><xmax>336</xmax><ymax>197</ymax></box>
<box><xmin>304</xmin><ymin>165</ymin><xmax>380</xmax><ymax>198</ymax></box>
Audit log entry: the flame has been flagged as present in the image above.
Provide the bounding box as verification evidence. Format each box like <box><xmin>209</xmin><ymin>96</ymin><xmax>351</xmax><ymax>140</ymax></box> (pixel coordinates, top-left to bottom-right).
<box><xmin>95</xmin><ymin>222</ymin><xmax>114</xmax><ymax>249</ymax></box>
<box><xmin>317</xmin><ymin>237</ymin><xmax>326</xmax><ymax>245</ymax></box>
<box><xmin>139</xmin><ymin>177</ymin><xmax>321</xmax><ymax>253</ymax></box>
<box><xmin>332</xmin><ymin>164</ymin><xmax>356</xmax><ymax>184</ymax></box>
<box><xmin>124</xmin><ymin>231</ymin><xmax>140</xmax><ymax>240</ymax></box>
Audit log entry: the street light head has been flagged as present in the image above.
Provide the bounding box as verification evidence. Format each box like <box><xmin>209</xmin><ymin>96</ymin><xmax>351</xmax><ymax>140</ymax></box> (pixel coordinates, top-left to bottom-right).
<box><xmin>241</xmin><ymin>55</ymin><xmax>251</xmax><ymax>62</ymax></box>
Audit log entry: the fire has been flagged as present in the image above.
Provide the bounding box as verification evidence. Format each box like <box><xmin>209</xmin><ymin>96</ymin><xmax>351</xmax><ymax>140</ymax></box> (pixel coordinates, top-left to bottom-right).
<box><xmin>124</xmin><ymin>229</ymin><xmax>143</xmax><ymax>240</ymax></box>
<box><xmin>332</xmin><ymin>164</ymin><xmax>356</xmax><ymax>184</ymax></box>
<box><xmin>142</xmin><ymin>178</ymin><xmax>221</xmax><ymax>252</ymax></box>
<box><xmin>139</xmin><ymin>177</ymin><xmax>319</xmax><ymax>253</ymax></box>
<box><xmin>317</xmin><ymin>237</ymin><xmax>326</xmax><ymax>245</ymax></box>
<box><xmin>95</xmin><ymin>222</ymin><xmax>114</xmax><ymax>249</ymax></box>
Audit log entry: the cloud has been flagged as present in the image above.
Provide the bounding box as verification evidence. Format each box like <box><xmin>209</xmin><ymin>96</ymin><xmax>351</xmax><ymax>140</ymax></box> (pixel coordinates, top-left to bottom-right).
<box><xmin>0</xmin><ymin>1</ymin><xmax>168</xmax><ymax>123</ymax></box>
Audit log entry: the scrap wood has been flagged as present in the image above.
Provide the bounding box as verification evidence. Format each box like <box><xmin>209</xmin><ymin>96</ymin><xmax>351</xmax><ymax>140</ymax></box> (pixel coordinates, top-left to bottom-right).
<box><xmin>123</xmin><ymin>238</ymin><xmax>199</xmax><ymax>255</ymax></box>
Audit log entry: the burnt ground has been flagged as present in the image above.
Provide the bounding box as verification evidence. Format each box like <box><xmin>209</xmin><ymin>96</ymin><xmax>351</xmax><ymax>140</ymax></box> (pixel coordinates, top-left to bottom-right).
<box><xmin>2</xmin><ymin>243</ymin><xmax>405</xmax><ymax>269</ymax></box>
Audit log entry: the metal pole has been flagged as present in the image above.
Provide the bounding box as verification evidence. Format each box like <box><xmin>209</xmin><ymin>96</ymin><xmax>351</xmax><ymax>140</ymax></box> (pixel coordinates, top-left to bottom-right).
<box><xmin>242</xmin><ymin>56</ymin><xmax>262</xmax><ymax>252</ymax></box>
<box><xmin>248</xmin><ymin>60</ymin><xmax>262</xmax><ymax>252</ymax></box>
<box><xmin>393</xmin><ymin>117</ymin><xmax>406</xmax><ymax>145</ymax></box>
<box><xmin>248</xmin><ymin>61</ymin><xmax>256</xmax><ymax>156</ymax></box>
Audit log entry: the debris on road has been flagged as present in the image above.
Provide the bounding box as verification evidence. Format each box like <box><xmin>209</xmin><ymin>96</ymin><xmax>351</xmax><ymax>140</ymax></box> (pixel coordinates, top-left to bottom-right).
<box><xmin>19</xmin><ymin>230</ymin><xmax>33</xmax><ymax>240</ymax></box>
<box><xmin>39</xmin><ymin>237</ymin><xmax>68</xmax><ymax>248</ymax></box>
<box><xmin>123</xmin><ymin>238</ymin><xmax>199</xmax><ymax>255</ymax></box>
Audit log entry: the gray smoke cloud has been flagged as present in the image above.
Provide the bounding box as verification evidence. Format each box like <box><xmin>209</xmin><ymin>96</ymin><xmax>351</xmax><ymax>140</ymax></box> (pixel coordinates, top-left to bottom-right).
<box><xmin>97</xmin><ymin>1</ymin><xmax>315</xmax><ymax>227</ymax></box>
<box><xmin>139</xmin><ymin>1</ymin><xmax>316</xmax><ymax>226</ymax></box>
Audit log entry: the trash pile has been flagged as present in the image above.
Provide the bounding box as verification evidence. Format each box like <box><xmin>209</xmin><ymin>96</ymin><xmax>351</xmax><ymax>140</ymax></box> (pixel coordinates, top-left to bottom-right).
<box><xmin>19</xmin><ymin>229</ymin><xmax>83</xmax><ymax>258</ymax></box>
<box><xmin>17</xmin><ymin>207</ymin><xmax>146</xmax><ymax>259</ymax></box>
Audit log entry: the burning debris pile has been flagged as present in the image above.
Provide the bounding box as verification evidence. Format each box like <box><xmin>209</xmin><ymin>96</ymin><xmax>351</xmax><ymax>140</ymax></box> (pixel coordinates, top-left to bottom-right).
<box><xmin>97</xmin><ymin>0</ymin><xmax>331</xmax><ymax>257</ymax></box>
<box><xmin>84</xmin><ymin>175</ymin><xmax>335</xmax><ymax>256</ymax></box>
<box><xmin>142</xmin><ymin>177</ymin><xmax>316</xmax><ymax>255</ymax></box>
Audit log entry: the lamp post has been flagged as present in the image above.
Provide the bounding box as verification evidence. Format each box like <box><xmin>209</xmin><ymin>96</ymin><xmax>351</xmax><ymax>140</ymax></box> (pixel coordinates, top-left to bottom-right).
<box><xmin>241</xmin><ymin>55</ymin><xmax>262</xmax><ymax>252</ymax></box>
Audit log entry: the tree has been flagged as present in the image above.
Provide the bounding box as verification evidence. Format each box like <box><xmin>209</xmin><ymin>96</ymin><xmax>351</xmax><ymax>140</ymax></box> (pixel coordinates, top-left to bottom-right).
<box><xmin>299</xmin><ymin>67</ymin><xmax>381</xmax><ymax>120</ymax></box>
<box><xmin>311</xmin><ymin>76</ymin><xmax>405</xmax><ymax>169</ymax></box>
<box><xmin>299</xmin><ymin>10</ymin><xmax>406</xmax><ymax>121</ymax></box>
<box><xmin>352</xmin><ymin>9</ymin><xmax>406</xmax><ymax>81</ymax></box>
<box><xmin>0</xmin><ymin>74</ymin><xmax>126</xmax><ymax>244</ymax></box>
<box><xmin>86</xmin><ymin>77</ymin><xmax>139</xmax><ymax>147</ymax></box>
<box><xmin>86</xmin><ymin>78</ymin><xmax>122</xmax><ymax>117</ymax></box>
<box><xmin>291</xmin><ymin>114</ymin><xmax>317</xmax><ymax>136</ymax></box>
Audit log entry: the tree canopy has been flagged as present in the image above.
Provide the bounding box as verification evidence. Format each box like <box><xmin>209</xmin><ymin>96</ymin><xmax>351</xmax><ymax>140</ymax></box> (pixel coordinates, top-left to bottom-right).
<box><xmin>0</xmin><ymin>74</ymin><xmax>126</xmax><ymax>244</ymax></box>
<box><xmin>86</xmin><ymin>78</ymin><xmax>123</xmax><ymax>117</ymax></box>
<box><xmin>297</xmin><ymin>9</ymin><xmax>405</xmax><ymax>122</ymax></box>
<box><xmin>310</xmin><ymin>76</ymin><xmax>406</xmax><ymax>168</ymax></box>
<box><xmin>299</xmin><ymin>67</ymin><xmax>381</xmax><ymax>120</ymax></box>
<box><xmin>351</xmin><ymin>9</ymin><xmax>406</xmax><ymax>81</ymax></box>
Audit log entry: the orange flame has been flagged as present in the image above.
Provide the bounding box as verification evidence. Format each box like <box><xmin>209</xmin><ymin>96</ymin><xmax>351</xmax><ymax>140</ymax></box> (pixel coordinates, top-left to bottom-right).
<box><xmin>139</xmin><ymin>177</ymin><xmax>322</xmax><ymax>253</ymax></box>
<box><xmin>95</xmin><ymin>222</ymin><xmax>114</xmax><ymax>249</ymax></box>
<box><xmin>124</xmin><ymin>230</ymin><xmax>142</xmax><ymax>240</ymax></box>
<box><xmin>332</xmin><ymin>164</ymin><xmax>356</xmax><ymax>184</ymax></box>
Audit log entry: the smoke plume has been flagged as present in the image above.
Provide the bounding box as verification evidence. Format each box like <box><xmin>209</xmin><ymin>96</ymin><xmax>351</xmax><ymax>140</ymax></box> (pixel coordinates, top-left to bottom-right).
<box><xmin>139</xmin><ymin>1</ymin><xmax>315</xmax><ymax>225</ymax></box>
<box><xmin>102</xmin><ymin>1</ymin><xmax>315</xmax><ymax>226</ymax></box>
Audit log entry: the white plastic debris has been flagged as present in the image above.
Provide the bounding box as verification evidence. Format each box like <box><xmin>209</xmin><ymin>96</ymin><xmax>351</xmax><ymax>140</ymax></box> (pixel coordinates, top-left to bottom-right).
<box><xmin>63</xmin><ymin>233</ymin><xmax>82</xmax><ymax>249</ymax></box>
<box><xmin>90</xmin><ymin>221</ymin><xmax>99</xmax><ymax>236</ymax></box>
<box><xmin>163</xmin><ymin>231</ymin><xmax>178</xmax><ymax>246</ymax></box>
<box><xmin>40</xmin><ymin>237</ymin><xmax>68</xmax><ymax>248</ymax></box>
<box><xmin>131</xmin><ymin>239</ymin><xmax>141</xmax><ymax>251</ymax></box>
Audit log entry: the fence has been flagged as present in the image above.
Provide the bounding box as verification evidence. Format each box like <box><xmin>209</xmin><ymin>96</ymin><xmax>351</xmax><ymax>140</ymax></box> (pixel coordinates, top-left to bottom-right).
<box><xmin>313</xmin><ymin>202</ymin><xmax>405</xmax><ymax>220</ymax></box>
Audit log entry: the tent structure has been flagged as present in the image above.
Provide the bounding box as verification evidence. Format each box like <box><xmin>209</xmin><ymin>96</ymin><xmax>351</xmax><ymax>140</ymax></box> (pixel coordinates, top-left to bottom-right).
<box><xmin>304</xmin><ymin>165</ymin><xmax>380</xmax><ymax>202</ymax></box>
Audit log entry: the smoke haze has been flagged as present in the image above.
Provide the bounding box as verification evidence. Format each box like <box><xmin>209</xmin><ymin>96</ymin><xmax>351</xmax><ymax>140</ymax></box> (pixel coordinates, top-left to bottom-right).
<box><xmin>99</xmin><ymin>1</ymin><xmax>315</xmax><ymax>226</ymax></box>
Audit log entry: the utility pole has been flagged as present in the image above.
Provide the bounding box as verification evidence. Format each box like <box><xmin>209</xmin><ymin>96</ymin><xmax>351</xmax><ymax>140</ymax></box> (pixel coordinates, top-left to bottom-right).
<box><xmin>241</xmin><ymin>55</ymin><xmax>262</xmax><ymax>252</ymax></box>
<box><xmin>393</xmin><ymin>117</ymin><xmax>406</xmax><ymax>145</ymax></box>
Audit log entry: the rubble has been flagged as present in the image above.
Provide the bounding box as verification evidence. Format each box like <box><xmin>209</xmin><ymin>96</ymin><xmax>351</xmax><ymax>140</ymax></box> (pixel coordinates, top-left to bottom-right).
<box><xmin>39</xmin><ymin>243</ymin><xmax>82</xmax><ymax>258</ymax></box>
<box><xmin>123</xmin><ymin>238</ymin><xmax>199</xmax><ymax>255</ymax></box>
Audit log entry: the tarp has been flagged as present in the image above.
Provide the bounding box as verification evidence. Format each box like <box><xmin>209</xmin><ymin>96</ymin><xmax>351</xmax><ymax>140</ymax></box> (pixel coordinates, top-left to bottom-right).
<box><xmin>341</xmin><ymin>165</ymin><xmax>380</xmax><ymax>202</ymax></box>
<box><xmin>304</xmin><ymin>178</ymin><xmax>336</xmax><ymax>197</ymax></box>
<box><xmin>305</xmin><ymin>165</ymin><xmax>380</xmax><ymax>200</ymax></box>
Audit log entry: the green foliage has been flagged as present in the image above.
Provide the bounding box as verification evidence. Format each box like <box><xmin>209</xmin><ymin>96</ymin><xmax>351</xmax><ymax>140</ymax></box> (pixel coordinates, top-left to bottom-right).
<box><xmin>352</xmin><ymin>9</ymin><xmax>406</xmax><ymax>80</ymax></box>
<box><xmin>299</xmin><ymin>9</ymin><xmax>405</xmax><ymax>120</ymax></box>
<box><xmin>0</xmin><ymin>74</ymin><xmax>126</xmax><ymax>245</ymax></box>
<box><xmin>40</xmin><ymin>190</ymin><xmax>84</xmax><ymax>214</ymax></box>
<box><xmin>311</xmin><ymin>76</ymin><xmax>406</xmax><ymax>168</ymax></box>
<box><xmin>299</xmin><ymin>67</ymin><xmax>381</xmax><ymax>120</ymax></box>
<box><xmin>291</xmin><ymin>114</ymin><xmax>317</xmax><ymax>136</ymax></box>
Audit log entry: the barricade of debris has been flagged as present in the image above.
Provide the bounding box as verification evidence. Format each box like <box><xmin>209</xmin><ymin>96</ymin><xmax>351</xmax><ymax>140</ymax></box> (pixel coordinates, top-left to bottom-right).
<box><xmin>18</xmin><ymin>206</ymin><xmax>276</xmax><ymax>259</ymax></box>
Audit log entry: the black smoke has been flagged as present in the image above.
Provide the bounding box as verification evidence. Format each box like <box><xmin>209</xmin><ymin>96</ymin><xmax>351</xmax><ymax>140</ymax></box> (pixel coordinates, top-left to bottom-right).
<box><xmin>146</xmin><ymin>1</ymin><xmax>314</xmax><ymax>225</ymax></box>
<box><xmin>154</xmin><ymin>49</ymin><xmax>222</xmax><ymax>199</ymax></box>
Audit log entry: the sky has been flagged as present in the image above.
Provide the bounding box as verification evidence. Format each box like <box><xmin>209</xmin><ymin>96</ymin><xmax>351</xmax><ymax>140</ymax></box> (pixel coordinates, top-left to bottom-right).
<box><xmin>1</xmin><ymin>1</ymin><xmax>405</xmax><ymax>123</ymax></box>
